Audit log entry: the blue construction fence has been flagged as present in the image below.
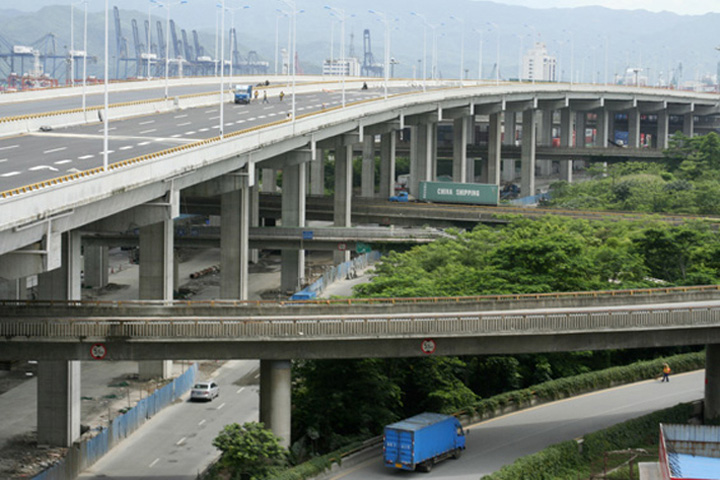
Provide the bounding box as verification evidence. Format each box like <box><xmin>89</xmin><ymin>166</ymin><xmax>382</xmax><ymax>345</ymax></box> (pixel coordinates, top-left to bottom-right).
<box><xmin>33</xmin><ymin>363</ymin><xmax>198</xmax><ymax>480</ymax></box>
<box><xmin>510</xmin><ymin>192</ymin><xmax>551</xmax><ymax>206</ymax></box>
<box><xmin>291</xmin><ymin>251</ymin><xmax>382</xmax><ymax>300</ymax></box>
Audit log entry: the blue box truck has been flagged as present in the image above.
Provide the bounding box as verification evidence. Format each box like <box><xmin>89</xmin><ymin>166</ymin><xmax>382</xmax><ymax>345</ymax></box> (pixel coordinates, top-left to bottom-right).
<box><xmin>383</xmin><ymin>412</ymin><xmax>466</xmax><ymax>473</ymax></box>
<box><xmin>234</xmin><ymin>84</ymin><xmax>253</xmax><ymax>104</ymax></box>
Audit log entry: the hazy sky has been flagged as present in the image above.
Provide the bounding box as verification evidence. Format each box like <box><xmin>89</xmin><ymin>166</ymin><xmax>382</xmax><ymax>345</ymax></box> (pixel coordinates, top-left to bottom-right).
<box><xmin>495</xmin><ymin>0</ymin><xmax>720</xmax><ymax>15</ymax></box>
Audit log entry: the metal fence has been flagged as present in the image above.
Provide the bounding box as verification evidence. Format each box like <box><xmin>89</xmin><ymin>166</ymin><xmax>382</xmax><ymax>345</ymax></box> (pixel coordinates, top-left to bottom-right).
<box><xmin>294</xmin><ymin>251</ymin><xmax>382</xmax><ymax>298</ymax></box>
<box><xmin>32</xmin><ymin>363</ymin><xmax>197</xmax><ymax>480</ymax></box>
<box><xmin>8</xmin><ymin>305</ymin><xmax>720</xmax><ymax>342</ymax></box>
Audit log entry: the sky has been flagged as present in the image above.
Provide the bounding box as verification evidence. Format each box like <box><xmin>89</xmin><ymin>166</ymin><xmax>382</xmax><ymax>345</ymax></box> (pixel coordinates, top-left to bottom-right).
<box><xmin>494</xmin><ymin>0</ymin><xmax>720</xmax><ymax>15</ymax></box>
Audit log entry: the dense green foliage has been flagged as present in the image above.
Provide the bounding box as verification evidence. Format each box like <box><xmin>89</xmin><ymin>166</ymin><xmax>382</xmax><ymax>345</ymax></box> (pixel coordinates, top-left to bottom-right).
<box><xmin>481</xmin><ymin>401</ymin><xmax>695</xmax><ymax>480</ymax></box>
<box><xmin>355</xmin><ymin>216</ymin><xmax>720</xmax><ymax>298</ymax></box>
<box><xmin>212</xmin><ymin>422</ymin><xmax>287</xmax><ymax>480</ymax></box>
<box><xmin>547</xmin><ymin>132</ymin><xmax>720</xmax><ymax>214</ymax></box>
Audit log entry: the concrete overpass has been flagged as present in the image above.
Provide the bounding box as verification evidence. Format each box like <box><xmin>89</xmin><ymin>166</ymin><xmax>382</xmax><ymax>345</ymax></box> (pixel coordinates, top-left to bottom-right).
<box><xmin>2</xmin><ymin>79</ymin><xmax>720</xmax><ymax>448</ymax></box>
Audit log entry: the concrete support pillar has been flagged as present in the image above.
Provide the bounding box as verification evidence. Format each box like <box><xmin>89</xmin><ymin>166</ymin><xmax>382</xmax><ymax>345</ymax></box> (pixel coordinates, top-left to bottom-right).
<box><xmin>139</xmin><ymin>219</ymin><xmax>174</xmax><ymax>380</ymax></box>
<box><xmin>487</xmin><ymin>112</ymin><xmax>502</xmax><ymax>186</ymax></box>
<box><xmin>84</xmin><ymin>245</ymin><xmax>109</xmax><ymax>289</ymax></box>
<box><xmin>540</xmin><ymin>109</ymin><xmax>554</xmax><ymax>146</ymax></box>
<box><xmin>262</xmin><ymin>168</ymin><xmax>277</xmax><ymax>193</ymax></box>
<box><xmin>37</xmin><ymin>361</ymin><xmax>80</xmax><ymax>447</ymax></box>
<box><xmin>310</xmin><ymin>149</ymin><xmax>325</xmax><ymax>196</ymax></box>
<box><xmin>139</xmin><ymin>220</ymin><xmax>174</xmax><ymax>301</ymax></box>
<box><xmin>361</xmin><ymin>136</ymin><xmax>375</xmax><ymax>197</ymax></box>
<box><xmin>608</xmin><ymin>112</ymin><xmax>616</xmax><ymax>144</ymax></box>
<box><xmin>705</xmin><ymin>345</ymin><xmax>720</xmax><ymax>422</ymax></box>
<box><xmin>334</xmin><ymin>141</ymin><xmax>353</xmax><ymax>265</ymax></box>
<box><xmin>502</xmin><ymin>159</ymin><xmax>515</xmax><ymax>182</ymax></box>
<box><xmin>628</xmin><ymin>108</ymin><xmax>641</xmax><ymax>148</ymax></box>
<box><xmin>452</xmin><ymin>117</ymin><xmax>469</xmax><ymax>183</ymax></box>
<box><xmin>596</xmin><ymin>109</ymin><xmax>609</xmax><ymax>148</ymax></box>
<box><xmin>250</xmin><ymin>169</ymin><xmax>260</xmax><ymax>264</ymax></box>
<box><xmin>38</xmin><ymin>231</ymin><xmax>82</xmax><ymax>301</ymax></box>
<box><xmin>431</xmin><ymin>126</ymin><xmax>438</xmax><ymax>181</ymax></box>
<box><xmin>281</xmin><ymin>163</ymin><xmax>306</xmax><ymax>292</ymax></box>
<box><xmin>657</xmin><ymin>110</ymin><xmax>669</xmax><ymax>150</ymax></box>
<box><xmin>259</xmin><ymin>360</ymin><xmax>292</xmax><ymax>449</ymax></box>
<box><xmin>521</xmin><ymin>110</ymin><xmax>537</xmax><ymax>197</ymax></box>
<box><xmin>683</xmin><ymin>113</ymin><xmax>695</xmax><ymax>138</ymax></box>
<box><xmin>503</xmin><ymin>112</ymin><xmax>516</xmax><ymax>146</ymax></box>
<box><xmin>221</xmin><ymin>184</ymin><xmax>249</xmax><ymax>300</ymax></box>
<box><xmin>0</xmin><ymin>277</ymin><xmax>27</xmax><ymax>300</ymax></box>
<box><xmin>379</xmin><ymin>132</ymin><xmax>396</xmax><ymax>198</ymax></box>
<box><xmin>410</xmin><ymin>123</ymin><xmax>434</xmax><ymax>196</ymax></box>
<box><xmin>576</xmin><ymin>112</ymin><xmax>587</xmax><ymax>147</ymax></box>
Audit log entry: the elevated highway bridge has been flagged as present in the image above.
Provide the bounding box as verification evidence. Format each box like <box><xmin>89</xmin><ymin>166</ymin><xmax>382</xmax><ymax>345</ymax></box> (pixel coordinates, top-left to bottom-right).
<box><xmin>2</xmin><ymin>78</ymin><xmax>720</xmax><ymax>448</ymax></box>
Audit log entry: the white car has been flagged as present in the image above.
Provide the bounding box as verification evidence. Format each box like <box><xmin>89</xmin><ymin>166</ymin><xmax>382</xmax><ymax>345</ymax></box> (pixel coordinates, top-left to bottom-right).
<box><xmin>191</xmin><ymin>381</ymin><xmax>219</xmax><ymax>402</ymax></box>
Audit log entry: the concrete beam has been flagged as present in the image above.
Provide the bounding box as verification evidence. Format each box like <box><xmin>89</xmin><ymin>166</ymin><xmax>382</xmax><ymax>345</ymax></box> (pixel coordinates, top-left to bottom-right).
<box><xmin>37</xmin><ymin>361</ymin><xmax>80</xmax><ymax>447</ymax></box>
<box><xmin>570</xmin><ymin>98</ymin><xmax>605</xmax><ymax>111</ymax></box>
<box><xmin>361</xmin><ymin>135</ymin><xmax>376</xmax><ymax>198</ymax></box>
<box><xmin>220</xmin><ymin>178</ymin><xmax>250</xmax><ymax>300</ymax></box>
<box><xmin>487</xmin><ymin>112</ymin><xmax>502</xmax><ymax>186</ymax></box>
<box><xmin>521</xmin><ymin>109</ymin><xmax>537</xmax><ymax>197</ymax></box>
<box><xmin>281</xmin><ymin>162</ymin><xmax>306</xmax><ymax>291</ymax></box>
<box><xmin>37</xmin><ymin>231</ymin><xmax>81</xmax><ymax>301</ymax></box>
<box><xmin>379</xmin><ymin>132</ymin><xmax>396</xmax><ymax>198</ymax></box>
<box><xmin>259</xmin><ymin>360</ymin><xmax>292</xmax><ymax>449</ymax></box>
<box><xmin>452</xmin><ymin>117</ymin><xmax>469</xmax><ymax>183</ymax></box>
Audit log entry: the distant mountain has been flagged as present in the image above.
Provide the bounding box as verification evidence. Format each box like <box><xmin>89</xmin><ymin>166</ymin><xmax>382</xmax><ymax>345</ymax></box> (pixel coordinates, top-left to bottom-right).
<box><xmin>0</xmin><ymin>1</ymin><xmax>718</xmax><ymax>84</ymax></box>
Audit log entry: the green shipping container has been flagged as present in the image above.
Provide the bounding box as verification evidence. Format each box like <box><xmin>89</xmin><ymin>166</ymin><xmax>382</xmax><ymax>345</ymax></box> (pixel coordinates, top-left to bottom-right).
<box><xmin>418</xmin><ymin>181</ymin><xmax>499</xmax><ymax>206</ymax></box>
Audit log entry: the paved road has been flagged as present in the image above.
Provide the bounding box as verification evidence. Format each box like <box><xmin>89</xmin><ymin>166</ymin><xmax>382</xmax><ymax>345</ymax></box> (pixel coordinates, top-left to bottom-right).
<box><xmin>0</xmin><ymin>86</ymin><xmax>397</xmax><ymax>192</ymax></box>
<box><xmin>333</xmin><ymin>370</ymin><xmax>704</xmax><ymax>479</ymax></box>
<box><xmin>77</xmin><ymin>360</ymin><xmax>259</xmax><ymax>480</ymax></box>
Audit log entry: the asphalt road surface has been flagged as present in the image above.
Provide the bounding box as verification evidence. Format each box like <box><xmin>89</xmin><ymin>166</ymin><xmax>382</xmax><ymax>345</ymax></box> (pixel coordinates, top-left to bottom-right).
<box><xmin>77</xmin><ymin>359</ymin><xmax>259</xmax><ymax>480</ymax></box>
<box><xmin>332</xmin><ymin>370</ymin><xmax>704</xmax><ymax>479</ymax></box>
<box><xmin>0</xmin><ymin>87</ymin><xmax>393</xmax><ymax>192</ymax></box>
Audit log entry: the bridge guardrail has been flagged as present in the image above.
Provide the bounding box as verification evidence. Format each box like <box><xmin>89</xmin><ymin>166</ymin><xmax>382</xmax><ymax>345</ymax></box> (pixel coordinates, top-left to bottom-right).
<box><xmin>3</xmin><ymin>303</ymin><xmax>719</xmax><ymax>340</ymax></box>
<box><xmin>2</xmin><ymin>284</ymin><xmax>719</xmax><ymax>309</ymax></box>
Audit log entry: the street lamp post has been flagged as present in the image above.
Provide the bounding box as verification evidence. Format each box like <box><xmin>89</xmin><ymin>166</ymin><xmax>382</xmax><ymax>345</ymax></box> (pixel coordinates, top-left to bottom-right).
<box><xmin>70</xmin><ymin>2</ymin><xmax>75</xmax><ymax>87</ymax></box>
<box><xmin>82</xmin><ymin>0</ymin><xmax>87</xmax><ymax>110</ymax></box>
<box><xmin>161</xmin><ymin>0</ymin><xmax>188</xmax><ymax>100</ymax></box>
<box><xmin>325</xmin><ymin>6</ymin><xmax>348</xmax><ymax>107</ymax></box>
<box><xmin>225</xmin><ymin>4</ymin><xmax>250</xmax><ymax>83</ymax></box>
<box><xmin>274</xmin><ymin>11</ymin><xmax>287</xmax><ymax>76</ymax></box>
<box><xmin>487</xmin><ymin>22</ymin><xmax>500</xmax><ymax>85</ymax></box>
<box><xmin>103</xmin><ymin>0</ymin><xmax>109</xmax><ymax>171</ymax></box>
<box><xmin>220</xmin><ymin>0</ymin><xmax>225</xmax><ymax>138</ymax></box>
<box><xmin>450</xmin><ymin>15</ymin><xmax>465</xmax><ymax>81</ymax></box>
<box><xmin>280</xmin><ymin>0</ymin><xmax>298</xmax><ymax>123</ymax></box>
<box><xmin>369</xmin><ymin>10</ymin><xmax>391</xmax><ymax>99</ymax></box>
<box><xmin>410</xmin><ymin>12</ymin><xmax>428</xmax><ymax>91</ymax></box>
<box><xmin>473</xmin><ymin>27</ymin><xmax>483</xmax><ymax>80</ymax></box>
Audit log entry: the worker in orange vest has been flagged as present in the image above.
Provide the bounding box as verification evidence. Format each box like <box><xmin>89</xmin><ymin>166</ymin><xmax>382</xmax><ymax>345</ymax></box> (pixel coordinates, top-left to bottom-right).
<box><xmin>662</xmin><ymin>363</ymin><xmax>671</xmax><ymax>382</ymax></box>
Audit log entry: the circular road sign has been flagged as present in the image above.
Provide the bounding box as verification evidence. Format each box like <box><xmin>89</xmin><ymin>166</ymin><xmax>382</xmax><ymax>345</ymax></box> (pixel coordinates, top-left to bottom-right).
<box><xmin>421</xmin><ymin>338</ymin><xmax>436</xmax><ymax>355</ymax></box>
<box><xmin>90</xmin><ymin>343</ymin><xmax>107</xmax><ymax>360</ymax></box>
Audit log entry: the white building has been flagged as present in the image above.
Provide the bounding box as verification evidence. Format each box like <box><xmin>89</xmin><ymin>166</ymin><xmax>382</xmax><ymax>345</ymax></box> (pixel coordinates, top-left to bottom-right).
<box><xmin>323</xmin><ymin>57</ymin><xmax>361</xmax><ymax>77</ymax></box>
<box><xmin>522</xmin><ymin>42</ymin><xmax>557</xmax><ymax>82</ymax></box>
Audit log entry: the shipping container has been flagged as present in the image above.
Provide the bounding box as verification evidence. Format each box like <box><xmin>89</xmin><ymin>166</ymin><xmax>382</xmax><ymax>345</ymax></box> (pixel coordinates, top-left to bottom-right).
<box><xmin>418</xmin><ymin>181</ymin><xmax>499</xmax><ymax>206</ymax></box>
<box><xmin>383</xmin><ymin>412</ymin><xmax>466</xmax><ymax>472</ymax></box>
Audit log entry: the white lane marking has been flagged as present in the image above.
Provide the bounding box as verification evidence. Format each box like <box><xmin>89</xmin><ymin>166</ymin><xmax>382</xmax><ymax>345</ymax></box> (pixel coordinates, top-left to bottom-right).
<box><xmin>178</xmin><ymin>121</ymin><xmax>192</xmax><ymax>127</ymax></box>
<box><xmin>97</xmin><ymin>127</ymin><xmax>116</xmax><ymax>132</ymax></box>
<box><xmin>209</xmin><ymin>115</ymin><xmax>220</xmax><ymax>120</ymax></box>
<box><xmin>43</xmin><ymin>147</ymin><xmax>67</xmax><ymax>154</ymax></box>
<box><xmin>29</xmin><ymin>165</ymin><xmax>59</xmax><ymax>172</ymax></box>
<box><xmin>185</xmin><ymin>131</ymin><xmax>196</xmax><ymax>135</ymax></box>
<box><xmin>268</xmin><ymin>113</ymin><xmax>277</xmax><ymax>117</ymax></box>
<box><xmin>297</xmin><ymin>107</ymin><xmax>305</xmax><ymax>111</ymax></box>
<box><xmin>149</xmin><ymin>458</ymin><xmax>160</xmax><ymax>468</ymax></box>
<box><xmin>137</xmin><ymin>141</ymin><xmax>151</xmax><ymax>146</ymax></box>
<box><xmin>236</xmin><ymin>387</ymin><xmax>244</xmax><ymax>394</ymax></box>
<box><xmin>78</xmin><ymin>154</ymin><xmax>94</xmax><ymax>160</ymax></box>
<box><xmin>216</xmin><ymin>402</ymin><xmax>226</xmax><ymax>410</ymax></box>
<box><xmin>140</xmin><ymin>129</ymin><xmax>157</xmax><ymax>134</ymax></box>
<box><xmin>99</xmin><ymin>150</ymin><xmax>114</xmax><ymax>155</ymax></box>
<box><xmin>174</xmin><ymin>114</ymin><xmax>188</xmax><ymax>119</ymax></box>
<box><xmin>139</xmin><ymin>120</ymin><xmax>155</xmax><ymax>125</ymax></box>
<box><xmin>1</xmin><ymin>171</ymin><xmax>21</xmax><ymax>177</ymax></box>
<box><xmin>236</xmin><ymin>120</ymin><xmax>245</xmax><ymax>124</ymax></box>
<box><xmin>0</xmin><ymin>158</ymin><xmax>7</xmax><ymax>163</ymax></box>
<box><xmin>171</xmin><ymin>134</ymin><xmax>182</xmax><ymax>138</ymax></box>
<box><xmin>236</xmin><ymin>111</ymin><xmax>248</xmax><ymax>115</ymax></box>
<box><xmin>254</xmin><ymin>373</ymin><xmax>260</xmax><ymax>379</ymax></box>
<box><xmin>205</xmin><ymin>109</ymin><xmax>217</xmax><ymax>113</ymax></box>
<box><xmin>263</xmin><ymin>106</ymin><xmax>274</xmax><ymax>110</ymax></box>
<box><xmin>176</xmin><ymin>437</ymin><xmax>187</xmax><ymax>446</ymax></box>
<box><xmin>225</xmin><ymin>122</ymin><xmax>234</xmax><ymax>127</ymax></box>
<box><xmin>54</xmin><ymin>159</ymin><xmax>72</xmax><ymax>165</ymax></box>
<box><xmin>199</xmin><ymin>128</ymin><xmax>209</xmax><ymax>132</ymax></box>
<box><xmin>248</xmin><ymin>117</ymin><xmax>256</xmax><ymax>121</ymax></box>
<box><xmin>258</xmin><ymin>115</ymin><xmax>267</xmax><ymax>119</ymax></box>
<box><xmin>212</xmin><ymin>125</ymin><xmax>220</xmax><ymax>129</ymax></box>
<box><xmin>0</xmin><ymin>145</ymin><xmax>19</xmax><ymax>151</ymax></box>
<box><xmin>119</xmin><ymin>145</ymin><xmax>133</xmax><ymax>151</ymax></box>
<box><xmin>198</xmin><ymin>419</ymin><xmax>206</xmax><ymax>426</ymax></box>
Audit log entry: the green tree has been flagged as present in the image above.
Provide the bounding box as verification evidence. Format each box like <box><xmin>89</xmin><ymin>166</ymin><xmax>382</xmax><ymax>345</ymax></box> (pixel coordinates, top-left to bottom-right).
<box><xmin>213</xmin><ymin>422</ymin><xmax>287</xmax><ymax>480</ymax></box>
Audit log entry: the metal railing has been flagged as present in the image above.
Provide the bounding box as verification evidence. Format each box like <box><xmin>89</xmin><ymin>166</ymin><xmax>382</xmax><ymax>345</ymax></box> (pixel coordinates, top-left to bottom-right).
<box><xmin>3</xmin><ymin>303</ymin><xmax>719</xmax><ymax>340</ymax></box>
